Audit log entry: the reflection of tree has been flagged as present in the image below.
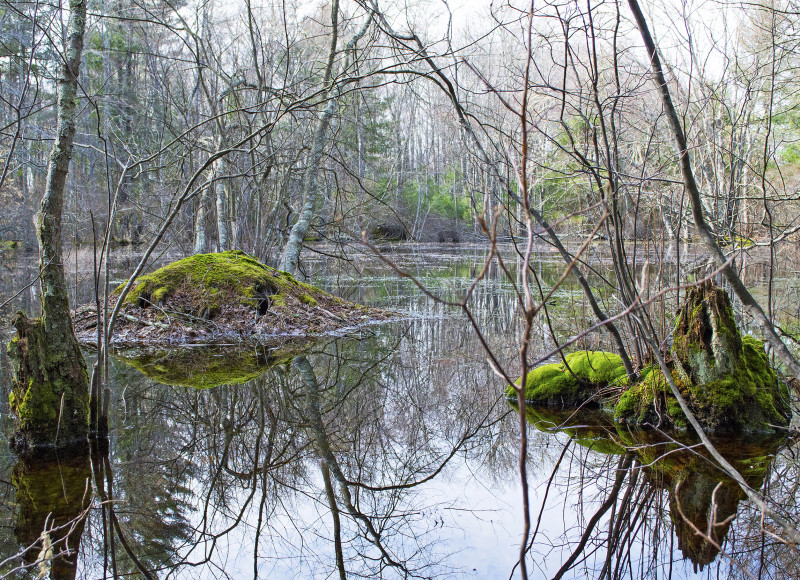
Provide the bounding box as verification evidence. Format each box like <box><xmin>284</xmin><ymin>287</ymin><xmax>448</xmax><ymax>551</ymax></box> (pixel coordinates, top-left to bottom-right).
<box><xmin>78</xmin><ymin>365</ymin><xmax>196</xmax><ymax>578</ymax></box>
<box><xmin>9</xmin><ymin>449</ymin><xmax>91</xmax><ymax>580</ymax></box>
<box><xmin>69</xmin><ymin>325</ymin><xmax>511</xmax><ymax>578</ymax></box>
<box><xmin>295</xmin><ymin>354</ymin><xmax>412</xmax><ymax>576</ymax></box>
<box><xmin>523</xmin><ymin>406</ymin><xmax>789</xmax><ymax>577</ymax></box>
<box><xmin>671</xmin><ymin>472</ymin><xmax>742</xmax><ymax>570</ymax></box>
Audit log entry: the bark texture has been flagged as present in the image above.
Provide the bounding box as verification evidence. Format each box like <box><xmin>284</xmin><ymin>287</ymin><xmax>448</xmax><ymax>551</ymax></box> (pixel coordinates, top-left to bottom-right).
<box><xmin>8</xmin><ymin>0</ymin><xmax>89</xmax><ymax>450</ymax></box>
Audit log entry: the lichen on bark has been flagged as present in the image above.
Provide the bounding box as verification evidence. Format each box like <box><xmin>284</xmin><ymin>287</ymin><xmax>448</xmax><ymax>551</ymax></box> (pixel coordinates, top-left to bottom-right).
<box><xmin>672</xmin><ymin>281</ymin><xmax>741</xmax><ymax>384</ymax></box>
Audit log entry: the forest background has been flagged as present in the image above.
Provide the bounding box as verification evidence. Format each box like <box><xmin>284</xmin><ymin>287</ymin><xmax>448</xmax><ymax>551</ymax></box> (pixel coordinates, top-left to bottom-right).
<box><xmin>4</xmin><ymin>0</ymin><xmax>799</xmax><ymax>270</ymax></box>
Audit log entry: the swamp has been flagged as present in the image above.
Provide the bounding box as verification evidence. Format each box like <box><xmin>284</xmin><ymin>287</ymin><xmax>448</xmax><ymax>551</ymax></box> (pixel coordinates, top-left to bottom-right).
<box><xmin>0</xmin><ymin>242</ymin><xmax>799</xmax><ymax>579</ymax></box>
<box><xmin>4</xmin><ymin>0</ymin><xmax>800</xmax><ymax>577</ymax></box>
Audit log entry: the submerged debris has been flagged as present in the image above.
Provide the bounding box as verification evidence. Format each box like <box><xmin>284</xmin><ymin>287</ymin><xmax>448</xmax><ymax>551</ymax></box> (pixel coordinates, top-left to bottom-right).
<box><xmin>74</xmin><ymin>251</ymin><xmax>395</xmax><ymax>346</ymax></box>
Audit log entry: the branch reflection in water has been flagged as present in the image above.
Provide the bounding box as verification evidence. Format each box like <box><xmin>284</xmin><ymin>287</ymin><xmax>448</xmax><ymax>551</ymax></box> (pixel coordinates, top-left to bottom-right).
<box><xmin>521</xmin><ymin>406</ymin><xmax>795</xmax><ymax>579</ymax></box>
<box><xmin>0</xmin><ymin>245</ymin><xmax>799</xmax><ymax>578</ymax></box>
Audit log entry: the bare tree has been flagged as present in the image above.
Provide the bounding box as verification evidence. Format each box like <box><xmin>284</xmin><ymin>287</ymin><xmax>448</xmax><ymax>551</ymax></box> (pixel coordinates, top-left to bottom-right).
<box><xmin>7</xmin><ymin>0</ymin><xmax>89</xmax><ymax>450</ymax></box>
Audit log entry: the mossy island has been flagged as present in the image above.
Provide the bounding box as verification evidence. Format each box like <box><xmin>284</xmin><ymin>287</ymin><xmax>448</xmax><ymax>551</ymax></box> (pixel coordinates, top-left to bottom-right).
<box><xmin>74</xmin><ymin>251</ymin><xmax>394</xmax><ymax>346</ymax></box>
<box><xmin>508</xmin><ymin>282</ymin><xmax>793</xmax><ymax>435</ymax></box>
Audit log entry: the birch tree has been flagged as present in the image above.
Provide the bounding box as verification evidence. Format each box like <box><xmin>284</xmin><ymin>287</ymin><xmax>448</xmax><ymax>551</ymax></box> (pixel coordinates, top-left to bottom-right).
<box><xmin>278</xmin><ymin>1</ymin><xmax>373</xmax><ymax>274</ymax></box>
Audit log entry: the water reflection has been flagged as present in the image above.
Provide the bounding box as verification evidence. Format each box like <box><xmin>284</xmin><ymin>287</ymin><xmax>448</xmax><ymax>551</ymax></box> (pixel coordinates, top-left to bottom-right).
<box><xmin>0</xmin><ymin>245</ymin><xmax>799</xmax><ymax>578</ymax></box>
<box><xmin>10</xmin><ymin>449</ymin><xmax>91</xmax><ymax>579</ymax></box>
<box><xmin>112</xmin><ymin>341</ymin><xmax>309</xmax><ymax>388</ymax></box>
<box><xmin>525</xmin><ymin>406</ymin><xmax>790</xmax><ymax>577</ymax></box>
<box><xmin>37</xmin><ymin>322</ymin><xmax>512</xmax><ymax>578</ymax></box>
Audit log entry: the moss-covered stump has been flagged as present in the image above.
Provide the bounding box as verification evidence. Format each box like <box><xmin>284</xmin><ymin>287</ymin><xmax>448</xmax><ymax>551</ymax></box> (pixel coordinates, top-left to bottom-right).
<box><xmin>615</xmin><ymin>284</ymin><xmax>791</xmax><ymax>434</ymax></box>
<box><xmin>506</xmin><ymin>351</ymin><xmax>629</xmax><ymax>408</ymax></box>
<box><xmin>513</xmin><ymin>284</ymin><xmax>791</xmax><ymax>435</ymax></box>
<box><xmin>673</xmin><ymin>282</ymin><xmax>742</xmax><ymax>384</ymax></box>
<box><xmin>73</xmin><ymin>251</ymin><xmax>393</xmax><ymax>346</ymax></box>
<box><xmin>7</xmin><ymin>312</ymin><xmax>90</xmax><ymax>451</ymax></box>
<box><xmin>114</xmin><ymin>342</ymin><xmax>303</xmax><ymax>388</ymax></box>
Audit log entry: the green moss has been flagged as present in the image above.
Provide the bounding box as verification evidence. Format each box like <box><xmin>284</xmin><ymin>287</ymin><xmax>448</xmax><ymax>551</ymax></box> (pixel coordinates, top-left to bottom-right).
<box><xmin>300</xmin><ymin>294</ymin><xmax>318</xmax><ymax>305</ymax></box>
<box><xmin>719</xmin><ymin>234</ymin><xmax>755</xmax><ymax>248</ymax></box>
<box><xmin>7</xmin><ymin>312</ymin><xmax>89</xmax><ymax>448</ymax></box>
<box><xmin>684</xmin><ymin>336</ymin><xmax>791</xmax><ymax>432</ymax></box>
<box><xmin>672</xmin><ymin>282</ymin><xmax>741</xmax><ymax>385</ymax></box>
<box><xmin>118</xmin><ymin>251</ymin><xmax>335</xmax><ymax>319</ymax></box>
<box><xmin>614</xmin><ymin>365</ymin><xmax>687</xmax><ymax>428</ymax></box>
<box><xmin>614</xmin><ymin>336</ymin><xmax>790</xmax><ymax>434</ymax></box>
<box><xmin>611</xmin><ymin>284</ymin><xmax>792</xmax><ymax>434</ymax></box>
<box><xmin>508</xmin><ymin>351</ymin><xmax>629</xmax><ymax>407</ymax></box>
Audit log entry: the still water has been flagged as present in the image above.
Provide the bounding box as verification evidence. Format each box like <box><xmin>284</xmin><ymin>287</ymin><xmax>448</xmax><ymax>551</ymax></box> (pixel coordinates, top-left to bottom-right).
<box><xmin>0</xmin><ymin>243</ymin><xmax>797</xmax><ymax>579</ymax></box>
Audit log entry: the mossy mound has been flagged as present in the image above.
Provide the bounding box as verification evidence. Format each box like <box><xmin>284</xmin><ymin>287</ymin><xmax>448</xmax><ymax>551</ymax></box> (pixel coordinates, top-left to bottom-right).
<box><xmin>74</xmin><ymin>251</ymin><xmax>394</xmax><ymax>345</ymax></box>
<box><xmin>514</xmin><ymin>285</ymin><xmax>792</xmax><ymax>435</ymax></box>
<box><xmin>120</xmin><ymin>250</ymin><xmax>319</xmax><ymax>316</ymax></box>
<box><xmin>506</xmin><ymin>351</ymin><xmax>629</xmax><ymax>407</ymax></box>
<box><xmin>614</xmin><ymin>365</ymin><xmax>690</xmax><ymax>429</ymax></box>
<box><xmin>616</xmin><ymin>337</ymin><xmax>791</xmax><ymax>433</ymax></box>
<box><xmin>114</xmin><ymin>343</ymin><xmax>302</xmax><ymax>388</ymax></box>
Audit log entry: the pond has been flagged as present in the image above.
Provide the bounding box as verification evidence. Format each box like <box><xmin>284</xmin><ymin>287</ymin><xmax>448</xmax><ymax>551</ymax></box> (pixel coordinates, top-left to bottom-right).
<box><xmin>0</xmin><ymin>242</ymin><xmax>798</xmax><ymax>579</ymax></box>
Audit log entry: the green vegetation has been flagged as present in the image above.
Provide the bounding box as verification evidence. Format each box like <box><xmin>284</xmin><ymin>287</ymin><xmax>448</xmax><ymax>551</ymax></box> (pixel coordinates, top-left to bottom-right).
<box><xmin>7</xmin><ymin>312</ymin><xmax>89</xmax><ymax>449</ymax></box>
<box><xmin>115</xmin><ymin>344</ymin><xmax>303</xmax><ymax>388</ymax></box>
<box><xmin>681</xmin><ymin>335</ymin><xmax>791</xmax><ymax>432</ymax></box>
<box><xmin>516</xmin><ymin>285</ymin><xmax>792</xmax><ymax>434</ymax></box>
<box><xmin>718</xmin><ymin>234</ymin><xmax>755</xmax><ymax>248</ymax></box>
<box><xmin>120</xmin><ymin>251</ymin><xmax>324</xmax><ymax>317</ymax></box>
<box><xmin>672</xmin><ymin>283</ymin><xmax>741</xmax><ymax>385</ymax></box>
<box><xmin>74</xmin><ymin>250</ymin><xmax>392</xmax><ymax>346</ymax></box>
<box><xmin>614</xmin><ymin>365</ymin><xmax>690</xmax><ymax>429</ymax></box>
<box><xmin>506</xmin><ymin>350</ymin><xmax>629</xmax><ymax>407</ymax></box>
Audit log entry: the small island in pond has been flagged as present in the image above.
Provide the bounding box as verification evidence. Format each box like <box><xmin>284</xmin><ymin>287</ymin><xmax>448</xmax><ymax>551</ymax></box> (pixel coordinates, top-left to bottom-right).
<box><xmin>74</xmin><ymin>251</ymin><xmax>394</xmax><ymax>346</ymax></box>
<box><xmin>509</xmin><ymin>282</ymin><xmax>792</xmax><ymax>435</ymax></box>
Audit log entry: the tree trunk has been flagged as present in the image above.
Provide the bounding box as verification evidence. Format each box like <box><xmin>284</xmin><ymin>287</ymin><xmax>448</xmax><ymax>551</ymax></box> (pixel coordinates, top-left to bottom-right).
<box><xmin>215</xmin><ymin>162</ymin><xmax>230</xmax><ymax>251</ymax></box>
<box><xmin>628</xmin><ymin>0</ymin><xmax>800</xmax><ymax>380</ymax></box>
<box><xmin>194</xmin><ymin>184</ymin><xmax>210</xmax><ymax>254</ymax></box>
<box><xmin>8</xmin><ymin>0</ymin><xmax>89</xmax><ymax>451</ymax></box>
<box><xmin>279</xmin><ymin>3</ymin><xmax>372</xmax><ymax>274</ymax></box>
